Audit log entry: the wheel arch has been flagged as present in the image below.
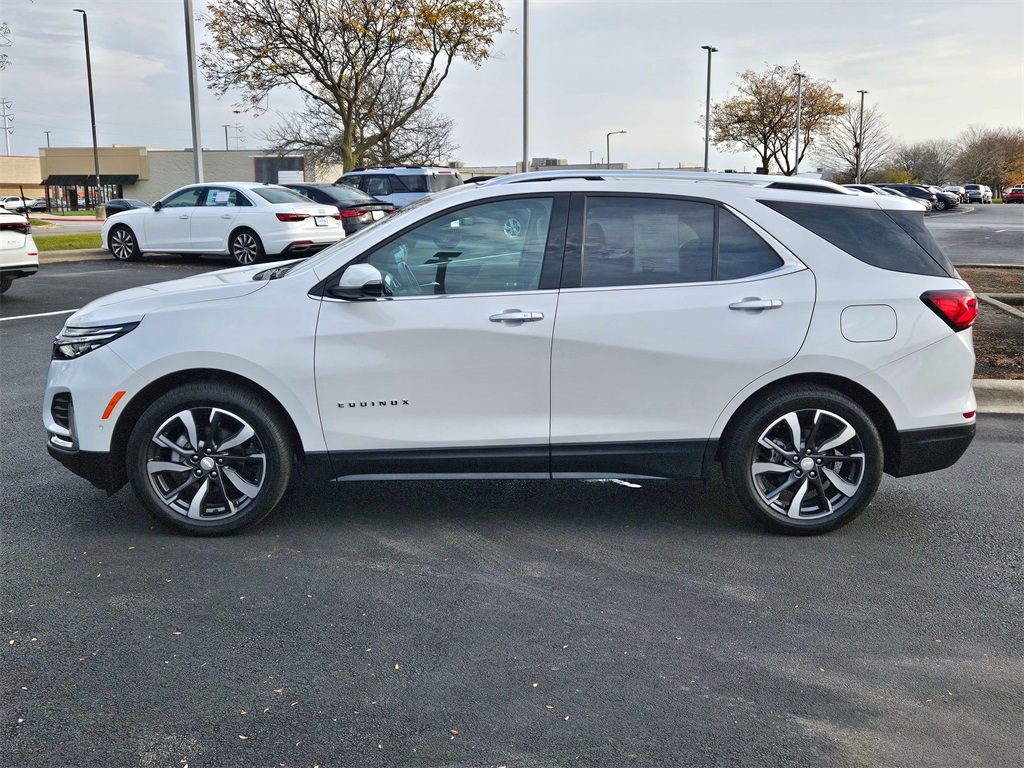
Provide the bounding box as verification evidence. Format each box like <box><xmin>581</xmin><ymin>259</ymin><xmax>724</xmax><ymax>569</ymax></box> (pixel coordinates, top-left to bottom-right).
<box><xmin>108</xmin><ymin>368</ymin><xmax>307</xmax><ymax>491</ymax></box>
<box><xmin>715</xmin><ymin>372</ymin><xmax>901</xmax><ymax>475</ymax></box>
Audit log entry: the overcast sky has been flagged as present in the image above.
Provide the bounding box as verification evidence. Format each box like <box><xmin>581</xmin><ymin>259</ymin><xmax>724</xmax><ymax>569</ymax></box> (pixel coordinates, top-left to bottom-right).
<box><xmin>1</xmin><ymin>0</ymin><xmax>1021</xmax><ymax>172</ymax></box>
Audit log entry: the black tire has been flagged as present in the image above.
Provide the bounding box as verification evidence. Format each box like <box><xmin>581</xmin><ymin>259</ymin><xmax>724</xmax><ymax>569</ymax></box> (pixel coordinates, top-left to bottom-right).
<box><xmin>126</xmin><ymin>382</ymin><xmax>293</xmax><ymax>535</ymax></box>
<box><xmin>109</xmin><ymin>224</ymin><xmax>142</xmax><ymax>261</ymax></box>
<box><xmin>933</xmin><ymin>198</ymin><xmax>947</xmax><ymax>211</ymax></box>
<box><xmin>0</xmin><ymin>276</ymin><xmax>13</xmax><ymax>294</ymax></box>
<box><xmin>230</xmin><ymin>229</ymin><xmax>265</xmax><ymax>266</ymax></box>
<box><xmin>722</xmin><ymin>386</ymin><xmax>883</xmax><ymax>535</ymax></box>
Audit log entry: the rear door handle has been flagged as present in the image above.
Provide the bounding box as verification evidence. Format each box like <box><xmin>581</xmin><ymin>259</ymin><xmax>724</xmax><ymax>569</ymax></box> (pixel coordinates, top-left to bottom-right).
<box><xmin>729</xmin><ymin>298</ymin><xmax>783</xmax><ymax>311</ymax></box>
<box><xmin>489</xmin><ymin>309</ymin><xmax>545</xmax><ymax>325</ymax></box>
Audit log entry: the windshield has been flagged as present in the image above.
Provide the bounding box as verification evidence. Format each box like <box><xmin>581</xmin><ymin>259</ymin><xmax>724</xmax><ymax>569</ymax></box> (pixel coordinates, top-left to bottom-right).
<box><xmin>283</xmin><ymin>193</ymin><xmax>440</xmax><ymax>278</ymax></box>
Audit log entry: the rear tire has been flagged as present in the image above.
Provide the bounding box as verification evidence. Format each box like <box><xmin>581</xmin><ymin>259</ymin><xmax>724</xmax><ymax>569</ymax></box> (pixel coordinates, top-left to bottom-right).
<box><xmin>723</xmin><ymin>386</ymin><xmax>883</xmax><ymax>535</ymax></box>
<box><xmin>0</xmin><ymin>276</ymin><xmax>13</xmax><ymax>294</ymax></box>
<box><xmin>230</xmin><ymin>229</ymin><xmax>265</xmax><ymax>266</ymax></box>
<box><xmin>127</xmin><ymin>382</ymin><xmax>293</xmax><ymax>536</ymax></box>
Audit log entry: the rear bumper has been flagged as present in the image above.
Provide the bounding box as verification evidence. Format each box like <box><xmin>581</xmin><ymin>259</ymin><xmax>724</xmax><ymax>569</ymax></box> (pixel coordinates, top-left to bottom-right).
<box><xmin>0</xmin><ymin>264</ymin><xmax>39</xmax><ymax>279</ymax></box>
<box><xmin>888</xmin><ymin>423</ymin><xmax>976</xmax><ymax>477</ymax></box>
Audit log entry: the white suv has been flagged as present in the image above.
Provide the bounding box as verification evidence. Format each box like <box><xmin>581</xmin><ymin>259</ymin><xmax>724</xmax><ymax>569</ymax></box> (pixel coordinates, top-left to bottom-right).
<box><xmin>337</xmin><ymin>166</ymin><xmax>463</xmax><ymax>208</ymax></box>
<box><xmin>43</xmin><ymin>171</ymin><xmax>978</xmax><ymax>536</ymax></box>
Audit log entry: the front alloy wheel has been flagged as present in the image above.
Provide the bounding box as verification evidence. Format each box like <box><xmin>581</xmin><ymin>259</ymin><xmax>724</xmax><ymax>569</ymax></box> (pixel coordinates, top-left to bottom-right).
<box><xmin>109</xmin><ymin>225</ymin><xmax>141</xmax><ymax>261</ymax></box>
<box><xmin>724</xmin><ymin>387</ymin><xmax>883</xmax><ymax>534</ymax></box>
<box><xmin>128</xmin><ymin>383</ymin><xmax>291</xmax><ymax>535</ymax></box>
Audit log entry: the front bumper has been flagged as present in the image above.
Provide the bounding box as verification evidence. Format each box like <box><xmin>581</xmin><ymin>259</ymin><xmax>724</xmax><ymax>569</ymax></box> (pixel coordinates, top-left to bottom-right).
<box><xmin>46</xmin><ymin>442</ymin><xmax>122</xmax><ymax>493</ymax></box>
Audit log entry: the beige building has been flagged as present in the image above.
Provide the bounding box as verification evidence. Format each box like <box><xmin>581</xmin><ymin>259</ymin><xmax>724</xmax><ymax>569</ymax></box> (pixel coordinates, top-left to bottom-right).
<box><xmin>1</xmin><ymin>147</ymin><xmax>343</xmax><ymax>209</ymax></box>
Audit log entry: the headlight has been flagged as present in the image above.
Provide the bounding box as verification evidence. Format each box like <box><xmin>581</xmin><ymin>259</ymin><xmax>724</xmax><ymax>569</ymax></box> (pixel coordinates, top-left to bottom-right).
<box><xmin>53</xmin><ymin>322</ymin><xmax>140</xmax><ymax>360</ymax></box>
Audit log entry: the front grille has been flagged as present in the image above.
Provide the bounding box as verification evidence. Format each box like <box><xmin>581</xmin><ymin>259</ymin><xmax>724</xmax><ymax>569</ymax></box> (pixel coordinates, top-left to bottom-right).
<box><xmin>51</xmin><ymin>393</ymin><xmax>72</xmax><ymax>430</ymax></box>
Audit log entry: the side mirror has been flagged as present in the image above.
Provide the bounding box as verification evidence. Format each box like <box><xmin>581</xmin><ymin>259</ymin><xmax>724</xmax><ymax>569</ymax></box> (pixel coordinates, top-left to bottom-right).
<box><xmin>326</xmin><ymin>263</ymin><xmax>385</xmax><ymax>300</ymax></box>
<box><xmin>152</xmin><ymin>200</ymin><xmax>163</xmax><ymax>212</ymax></box>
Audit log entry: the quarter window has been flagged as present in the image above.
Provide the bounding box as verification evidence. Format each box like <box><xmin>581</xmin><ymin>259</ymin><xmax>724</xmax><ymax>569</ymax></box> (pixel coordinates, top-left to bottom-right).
<box><xmin>366</xmin><ymin>197</ymin><xmax>554</xmax><ymax>296</ymax></box>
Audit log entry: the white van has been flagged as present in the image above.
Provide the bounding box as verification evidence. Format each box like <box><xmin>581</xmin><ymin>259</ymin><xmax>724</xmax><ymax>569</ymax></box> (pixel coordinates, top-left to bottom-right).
<box><xmin>337</xmin><ymin>166</ymin><xmax>463</xmax><ymax>208</ymax></box>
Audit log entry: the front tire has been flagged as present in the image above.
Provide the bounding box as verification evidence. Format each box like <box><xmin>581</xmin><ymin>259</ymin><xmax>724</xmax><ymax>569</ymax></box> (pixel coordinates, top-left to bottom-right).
<box><xmin>933</xmin><ymin>198</ymin><xmax>947</xmax><ymax>211</ymax></box>
<box><xmin>230</xmin><ymin>229</ymin><xmax>265</xmax><ymax>266</ymax></box>
<box><xmin>127</xmin><ymin>382</ymin><xmax>293</xmax><ymax>535</ymax></box>
<box><xmin>109</xmin><ymin>224</ymin><xmax>142</xmax><ymax>261</ymax></box>
<box><xmin>723</xmin><ymin>386</ymin><xmax>883</xmax><ymax>535</ymax></box>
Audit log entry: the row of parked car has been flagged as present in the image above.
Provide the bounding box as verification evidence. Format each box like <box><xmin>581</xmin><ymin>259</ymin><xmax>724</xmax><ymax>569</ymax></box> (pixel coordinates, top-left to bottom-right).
<box><xmin>98</xmin><ymin>167</ymin><xmax>465</xmax><ymax>266</ymax></box>
<box><xmin>843</xmin><ymin>182</ymin><xmax>1007</xmax><ymax>210</ymax></box>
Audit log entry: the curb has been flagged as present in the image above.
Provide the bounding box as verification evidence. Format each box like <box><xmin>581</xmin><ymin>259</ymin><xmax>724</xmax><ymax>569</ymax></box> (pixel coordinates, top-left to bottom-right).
<box><xmin>32</xmin><ymin>250</ymin><xmax>1024</xmax><ymax>415</ymax></box>
<box><xmin>973</xmin><ymin>380</ymin><xmax>1024</xmax><ymax>415</ymax></box>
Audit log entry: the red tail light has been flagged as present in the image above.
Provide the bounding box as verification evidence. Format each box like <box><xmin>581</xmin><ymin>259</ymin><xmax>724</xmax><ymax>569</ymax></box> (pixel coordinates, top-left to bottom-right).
<box><xmin>921</xmin><ymin>289</ymin><xmax>977</xmax><ymax>332</ymax></box>
<box><xmin>276</xmin><ymin>212</ymin><xmax>308</xmax><ymax>222</ymax></box>
<box><xmin>0</xmin><ymin>220</ymin><xmax>31</xmax><ymax>235</ymax></box>
<box><xmin>340</xmin><ymin>209</ymin><xmax>368</xmax><ymax>218</ymax></box>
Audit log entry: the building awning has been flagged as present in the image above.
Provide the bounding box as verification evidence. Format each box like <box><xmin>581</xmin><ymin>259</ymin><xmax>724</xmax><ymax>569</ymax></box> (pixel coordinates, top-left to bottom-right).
<box><xmin>43</xmin><ymin>174</ymin><xmax>139</xmax><ymax>186</ymax></box>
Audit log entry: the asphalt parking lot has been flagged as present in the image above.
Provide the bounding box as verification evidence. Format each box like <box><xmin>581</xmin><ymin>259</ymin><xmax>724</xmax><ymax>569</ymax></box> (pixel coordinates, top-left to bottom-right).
<box><xmin>2</xmin><ymin>209</ymin><xmax>1022</xmax><ymax>767</ymax></box>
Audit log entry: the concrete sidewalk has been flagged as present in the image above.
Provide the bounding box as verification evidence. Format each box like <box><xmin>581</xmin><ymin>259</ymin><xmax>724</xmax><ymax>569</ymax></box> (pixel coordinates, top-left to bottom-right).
<box><xmin>34</xmin><ymin>249</ymin><xmax>1024</xmax><ymax>414</ymax></box>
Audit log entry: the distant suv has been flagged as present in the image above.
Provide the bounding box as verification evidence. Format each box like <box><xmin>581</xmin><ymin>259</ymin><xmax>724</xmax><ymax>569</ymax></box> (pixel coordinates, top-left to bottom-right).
<box><xmin>337</xmin><ymin>166</ymin><xmax>463</xmax><ymax>208</ymax></box>
<box><xmin>963</xmin><ymin>184</ymin><xmax>992</xmax><ymax>204</ymax></box>
<box><xmin>0</xmin><ymin>211</ymin><xmax>39</xmax><ymax>293</ymax></box>
<box><xmin>44</xmin><ymin>170</ymin><xmax>977</xmax><ymax>537</ymax></box>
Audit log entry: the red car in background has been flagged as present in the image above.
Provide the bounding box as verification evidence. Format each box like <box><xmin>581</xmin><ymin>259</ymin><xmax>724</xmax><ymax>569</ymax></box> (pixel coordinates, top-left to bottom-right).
<box><xmin>1003</xmin><ymin>186</ymin><xmax>1024</xmax><ymax>204</ymax></box>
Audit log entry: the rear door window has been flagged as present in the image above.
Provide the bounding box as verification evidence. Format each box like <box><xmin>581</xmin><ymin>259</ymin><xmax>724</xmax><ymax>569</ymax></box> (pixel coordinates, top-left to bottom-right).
<box><xmin>573</xmin><ymin>195</ymin><xmax>782</xmax><ymax>288</ymax></box>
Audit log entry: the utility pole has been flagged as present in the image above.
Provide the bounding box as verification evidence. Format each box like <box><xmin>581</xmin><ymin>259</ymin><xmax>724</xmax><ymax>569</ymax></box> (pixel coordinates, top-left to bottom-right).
<box><xmin>44</xmin><ymin>130</ymin><xmax>51</xmax><ymax>147</ymax></box>
<box><xmin>184</xmin><ymin>0</ymin><xmax>204</xmax><ymax>182</ymax></box>
<box><xmin>701</xmin><ymin>45</ymin><xmax>718</xmax><ymax>172</ymax></box>
<box><xmin>1</xmin><ymin>98</ymin><xmax>12</xmax><ymax>155</ymax></box>
<box><xmin>793</xmin><ymin>72</ymin><xmax>805</xmax><ymax>175</ymax></box>
<box><xmin>522</xmin><ymin>0</ymin><xmax>529</xmax><ymax>173</ymax></box>
<box><xmin>855</xmin><ymin>89</ymin><xmax>868</xmax><ymax>184</ymax></box>
<box><xmin>73</xmin><ymin>10</ymin><xmax>102</xmax><ymax>204</ymax></box>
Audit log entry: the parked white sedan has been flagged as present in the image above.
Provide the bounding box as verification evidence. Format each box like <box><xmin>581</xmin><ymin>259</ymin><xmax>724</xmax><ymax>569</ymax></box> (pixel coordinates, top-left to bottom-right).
<box><xmin>0</xmin><ymin>211</ymin><xmax>39</xmax><ymax>293</ymax></box>
<box><xmin>101</xmin><ymin>182</ymin><xmax>345</xmax><ymax>265</ymax></box>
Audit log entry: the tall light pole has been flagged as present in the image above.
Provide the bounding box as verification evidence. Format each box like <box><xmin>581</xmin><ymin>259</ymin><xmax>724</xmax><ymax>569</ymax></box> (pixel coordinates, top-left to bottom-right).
<box><xmin>606</xmin><ymin>130</ymin><xmax>626</xmax><ymax>169</ymax></box>
<box><xmin>793</xmin><ymin>72</ymin><xmax>805</xmax><ymax>175</ymax></box>
<box><xmin>73</xmin><ymin>9</ymin><xmax>102</xmax><ymax>205</ymax></box>
<box><xmin>44</xmin><ymin>130</ymin><xmax>51</xmax><ymax>147</ymax></box>
<box><xmin>184</xmin><ymin>0</ymin><xmax>204</xmax><ymax>183</ymax></box>
<box><xmin>522</xmin><ymin>0</ymin><xmax>529</xmax><ymax>173</ymax></box>
<box><xmin>855</xmin><ymin>89</ymin><xmax>868</xmax><ymax>184</ymax></box>
<box><xmin>701</xmin><ymin>45</ymin><xmax>718</xmax><ymax>173</ymax></box>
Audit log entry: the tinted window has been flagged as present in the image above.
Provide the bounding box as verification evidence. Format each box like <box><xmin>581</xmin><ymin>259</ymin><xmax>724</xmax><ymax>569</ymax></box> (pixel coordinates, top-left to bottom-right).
<box><xmin>426</xmin><ymin>173</ymin><xmax>462</xmax><ymax>192</ymax></box>
<box><xmin>365</xmin><ymin>177</ymin><xmax>392</xmax><ymax>197</ymax></box>
<box><xmin>581</xmin><ymin>196</ymin><xmax>715</xmax><ymax>287</ymax></box>
<box><xmin>366</xmin><ymin>197</ymin><xmax>554</xmax><ymax>296</ymax></box>
<box><xmin>761</xmin><ymin>200</ymin><xmax>952</xmax><ymax>277</ymax></box>
<box><xmin>250</xmin><ymin>186</ymin><xmax>313</xmax><ymax>204</ymax></box>
<box><xmin>396</xmin><ymin>175</ymin><xmax>427</xmax><ymax>193</ymax></box>
<box><xmin>717</xmin><ymin>209</ymin><xmax>784</xmax><ymax>280</ymax></box>
<box><xmin>162</xmin><ymin>188</ymin><xmax>203</xmax><ymax>208</ymax></box>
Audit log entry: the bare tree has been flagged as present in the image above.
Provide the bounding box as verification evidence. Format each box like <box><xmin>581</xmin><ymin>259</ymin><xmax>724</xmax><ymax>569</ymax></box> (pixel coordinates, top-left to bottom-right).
<box><xmin>813</xmin><ymin>99</ymin><xmax>895</xmax><ymax>183</ymax></box>
<box><xmin>0</xmin><ymin>21</ymin><xmax>11</xmax><ymax>71</ymax></box>
<box><xmin>951</xmin><ymin>125</ymin><xmax>1024</xmax><ymax>195</ymax></box>
<box><xmin>889</xmin><ymin>140</ymin><xmax>960</xmax><ymax>184</ymax></box>
<box><xmin>200</xmin><ymin>0</ymin><xmax>507</xmax><ymax>171</ymax></box>
<box><xmin>708</xmin><ymin>63</ymin><xmax>845</xmax><ymax>175</ymax></box>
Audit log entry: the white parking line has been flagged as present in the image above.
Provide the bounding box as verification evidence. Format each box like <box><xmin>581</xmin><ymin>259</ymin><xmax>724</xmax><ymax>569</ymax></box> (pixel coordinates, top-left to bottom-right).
<box><xmin>0</xmin><ymin>309</ymin><xmax>78</xmax><ymax>322</ymax></box>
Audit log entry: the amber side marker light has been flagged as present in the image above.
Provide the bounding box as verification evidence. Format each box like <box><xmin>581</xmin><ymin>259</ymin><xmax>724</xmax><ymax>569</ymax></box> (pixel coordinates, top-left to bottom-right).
<box><xmin>102</xmin><ymin>391</ymin><xmax>127</xmax><ymax>419</ymax></box>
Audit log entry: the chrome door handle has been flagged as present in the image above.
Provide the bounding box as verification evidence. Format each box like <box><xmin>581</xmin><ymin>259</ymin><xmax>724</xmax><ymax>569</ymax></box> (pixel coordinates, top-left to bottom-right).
<box><xmin>489</xmin><ymin>309</ymin><xmax>545</xmax><ymax>325</ymax></box>
<box><xmin>729</xmin><ymin>298</ymin><xmax>783</xmax><ymax>311</ymax></box>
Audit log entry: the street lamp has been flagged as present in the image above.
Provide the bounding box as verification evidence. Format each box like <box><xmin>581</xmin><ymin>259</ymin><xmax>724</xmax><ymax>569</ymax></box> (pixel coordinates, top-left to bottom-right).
<box><xmin>606</xmin><ymin>130</ymin><xmax>626</xmax><ymax>169</ymax></box>
<box><xmin>73</xmin><ymin>9</ymin><xmax>102</xmax><ymax>206</ymax></box>
<box><xmin>701</xmin><ymin>45</ymin><xmax>718</xmax><ymax>172</ymax></box>
<box><xmin>855</xmin><ymin>89</ymin><xmax>868</xmax><ymax>184</ymax></box>
<box><xmin>522</xmin><ymin>0</ymin><xmax>529</xmax><ymax>173</ymax></box>
<box><xmin>793</xmin><ymin>72</ymin><xmax>805</xmax><ymax>175</ymax></box>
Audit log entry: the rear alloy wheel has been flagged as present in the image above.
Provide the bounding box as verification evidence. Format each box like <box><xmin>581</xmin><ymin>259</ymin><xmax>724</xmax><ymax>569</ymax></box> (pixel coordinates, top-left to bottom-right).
<box><xmin>127</xmin><ymin>382</ymin><xmax>292</xmax><ymax>535</ymax></box>
<box><xmin>723</xmin><ymin>386</ymin><xmax>883</xmax><ymax>535</ymax></box>
<box><xmin>230</xmin><ymin>229</ymin><xmax>265</xmax><ymax>266</ymax></box>
<box><xmin>933</xmin><ymin>198</ymin><xmax>947</xmax><ymax>211</ymax></box>
<box><xmin>109</xmin><ymin>224</ymin><xmax>142</xmax><ymax>261</ymax></box>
